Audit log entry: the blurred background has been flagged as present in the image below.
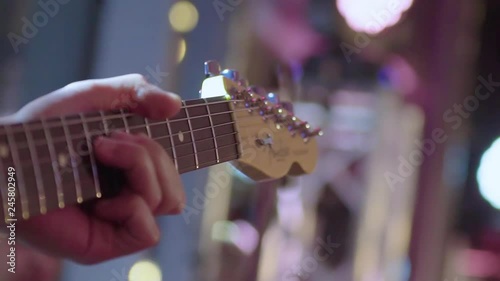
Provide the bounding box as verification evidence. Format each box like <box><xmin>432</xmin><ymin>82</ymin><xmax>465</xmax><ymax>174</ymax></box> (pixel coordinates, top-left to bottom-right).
<box><xmin>0</xmin><ymin>0</ymin><xmax>499</xmax><ymax>280</ymax></box>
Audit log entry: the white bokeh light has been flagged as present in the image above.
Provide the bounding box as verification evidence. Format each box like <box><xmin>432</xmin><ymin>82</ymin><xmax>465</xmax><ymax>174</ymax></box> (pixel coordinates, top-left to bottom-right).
<box><xmin>337</xmin><ymin>0</ymin><xmax>414</xmax><ymax>34</ymax></box>
<box><xmin>477</xmin><ymin>138</ymin><xmax>500</xmax><ymax>209</ymax></box>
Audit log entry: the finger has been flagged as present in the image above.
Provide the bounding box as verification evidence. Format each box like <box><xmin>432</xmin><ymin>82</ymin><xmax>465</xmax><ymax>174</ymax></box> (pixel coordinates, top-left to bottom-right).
<box><xmin>16</xmin><ymin>74</ymin><xmax>181</xmax><ymax>120</ymax></box>
<box><xmin>82</xmin><ymin>193</ymin><xmax>160</xmax><ymax>263</ymax></box>
<box><xmin>113</xmin><ymin>132</ymin><xmax>185</xmax><ymax>215</ymax></box>
<box><xmin>93</xmin><ymin>134</ymin><xmax>162</xmax><ymax>211</ymax></box>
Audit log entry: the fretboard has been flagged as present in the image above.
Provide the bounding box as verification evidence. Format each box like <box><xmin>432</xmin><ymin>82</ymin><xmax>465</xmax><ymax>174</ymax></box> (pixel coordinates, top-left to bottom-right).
<box><xmin>0</xmin><ymin>96</ymin><xmax>240</xmax><ymax>221</ymax></box>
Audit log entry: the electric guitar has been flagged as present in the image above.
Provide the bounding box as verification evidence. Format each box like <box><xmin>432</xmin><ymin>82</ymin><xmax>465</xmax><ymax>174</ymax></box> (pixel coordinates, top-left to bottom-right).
<box><xmin>0</xmin><ymin>61</ymin><xmax>321</xmax><ymax>222</ymax></box>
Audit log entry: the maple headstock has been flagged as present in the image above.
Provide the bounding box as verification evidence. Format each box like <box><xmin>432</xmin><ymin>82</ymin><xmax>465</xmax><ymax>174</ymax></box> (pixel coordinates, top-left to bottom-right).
<box><xmin>200</xmin><ymin>60</ymin><xmax>322</xmax><ymax>181</ymax></box>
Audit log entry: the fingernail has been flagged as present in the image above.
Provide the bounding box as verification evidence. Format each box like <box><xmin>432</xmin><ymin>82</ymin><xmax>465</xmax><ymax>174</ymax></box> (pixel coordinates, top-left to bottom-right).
<box><xmin>168</xmin><ymin>201</ymin><xmax>185</xmax><ymax>214</ymax></box>
<box><xmin>168</xmin><ymin>92</ymin><xmax>181</xmax><ymax>102</ymax></box>
<box><xmin>136</xmin><ymin>86</ymin><xmax>148</xmax><ymax>99</ymax></box>
<box><xmin>147</xmin><ymin>216</ymin><xmax>161</xmax><ymax>242</ymax></box>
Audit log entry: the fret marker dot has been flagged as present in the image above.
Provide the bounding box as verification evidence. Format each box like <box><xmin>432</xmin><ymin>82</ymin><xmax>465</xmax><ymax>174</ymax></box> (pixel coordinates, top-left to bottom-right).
<box><xmin>58</xmin><ymin>154</ymin><xmax>69</xmax><ymax>168</ymax></box>
<box><xmin>58</xmin><ymin>202</ymin><xmax>65</xmax><ymax>209</ymax></box>
<box><xmin>0</xmin><ymin>144</ymin><xmax>9</xmax><ymax>159</ymax></box>
<box><xmin>178</xmin><ymin>131</ymin><xmax>184</xmax><ymax>142</ymax></box>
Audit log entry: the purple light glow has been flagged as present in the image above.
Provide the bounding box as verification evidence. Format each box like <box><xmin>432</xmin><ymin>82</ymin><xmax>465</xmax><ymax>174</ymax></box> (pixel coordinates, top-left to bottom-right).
<box><xmin>337</xmin><ymin>0</ymin><xmax>414</xmax><ymax>34</ymax></box>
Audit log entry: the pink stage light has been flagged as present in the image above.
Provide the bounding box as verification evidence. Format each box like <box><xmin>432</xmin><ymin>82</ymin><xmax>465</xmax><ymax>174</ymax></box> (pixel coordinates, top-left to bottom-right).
<box><xmin>337</xmin><ymin>0</ymin><xmax>414</xmax><ymax>34</ymax></box>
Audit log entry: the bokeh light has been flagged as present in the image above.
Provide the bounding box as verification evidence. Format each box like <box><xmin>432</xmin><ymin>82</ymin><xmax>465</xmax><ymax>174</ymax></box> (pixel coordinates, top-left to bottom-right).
<box><xmin>177</xmin><ymin>38</ymin><xmax>187</xmax><ymax>63</ymax></box>
<box><xmin>477</xmin><ymin>138</ymin><xmax>500</xmax><ymax>209</ymax></box>
<box><xmin>212</xmin><ymin>220</ymin><xmax>259</xmax><ymax>255</ymax></box>
<box><xmin>337</xmin><ymin>0</ymin><xmax>414</xmax><ymax>34</ymax></box>
<box><xmin>168</xmin><ymin>1</ymin><xmax>199</xmax><ymax>33</ymax></box>
<box><xmin>129</xmin><ymin>260</ymin><xmax>162</xmax><ymax>281</ymax></box>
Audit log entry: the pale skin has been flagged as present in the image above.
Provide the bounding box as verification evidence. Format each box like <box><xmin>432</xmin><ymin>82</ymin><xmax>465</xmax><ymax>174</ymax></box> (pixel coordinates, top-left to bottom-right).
<box><xmin>0</xmin><ymin>74</ymin><xmax>186</xmax><ymax>264</ymax></box>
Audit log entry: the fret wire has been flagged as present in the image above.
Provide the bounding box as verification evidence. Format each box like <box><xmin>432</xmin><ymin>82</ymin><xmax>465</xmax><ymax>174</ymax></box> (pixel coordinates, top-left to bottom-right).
<box><xmin>205</xmin><ymin>98</ymin><xmax>220</xmax><ymax>163</ymax></box>
<box><xmin>18</xmin><ymin>143</ymin><xmax>242</xmax><ymax>178</ymax></box>
<box><xmin>42</xmin><ymin>118</ymin><xmax>65</xmax><ymax>208</ymax></box>
<box><xmin>154</xmin><ymin>131</ymin><xmax>238</xmax><ymax>151</ymax></box>
<box><xmin>23</xmin><ymin>123</ymin><xmax>47</xmax><ymax>214</ymax></box>
<box><xmin>5</xmin><ymin>125</ymin><xmax>29</xmax><ymax>219</ymax></box>
<box><xmin>3</xmin><ymin>103</ymin><xmax>259</xmax><ymax>134</ymax></box>
<box><xmin>184</xmin><ymin>101</ymin><xmax>199</xmax><ymax>169</ymax></box>
<box><xmin>61</xmin><ymin>116</ymin><xmax>83</xmax><ymax>204</ymax></box>
<box><xmin>99</xmin><ymin>111</ymin><xmax>109</xmax><ymax>135</ymax></box>
<box><xmin>166</xmin><ymin>119</ymin><xmax>178</xmax><ymax>171</ymax></box>
<box><xmin>80</xmin><ymin>114</ymin><xmax>102</xmax><ymax>198</ymax></box>
<box><xmin>177</xmin><ymin>154</ymin><xmax>240</xmax><ymax>174</ymax></box>
<box><xmin>7</xmin><ymin>147</ymin><xmax>240</xmax><ymax>215</ymax></box>
<box><xmin>145</xmin><ymin>118</ymin><xmax>152</xmax><ymax>138</ymax></box>
<box><xmin>120</xmin><ymin>109</ymin><xmax>130</xmax><ymax>133</ymax></box>
<box><xmin>230</xmin><ymin>102</ymin><xmax>244</xmax><ymax>160</ymax></box>
<box><xmin>15</xmin><ymin>134</ymin><xmax>242</xmax><ymax>170</ymax></box>
<box><xmin>0</xmin><ymin>145</ymin><xmax>8</xmax><ymax>222</ymax></box>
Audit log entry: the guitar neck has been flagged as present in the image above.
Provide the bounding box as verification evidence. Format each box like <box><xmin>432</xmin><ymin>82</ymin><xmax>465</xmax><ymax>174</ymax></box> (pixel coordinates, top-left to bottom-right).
<box><xmin>0</xmin><ymin>96</ymin><xmax>240</xmax><ymax>221</ymax></box>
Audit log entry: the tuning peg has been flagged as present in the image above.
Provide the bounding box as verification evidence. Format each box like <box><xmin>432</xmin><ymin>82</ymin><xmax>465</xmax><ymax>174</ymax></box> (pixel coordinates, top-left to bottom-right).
<box><xmin>204</xmin><ymin>60</ymin><xmax>221</xmax><ymax>77</ymax></box>
<box><xmin>221</xmin><ymin>69</ymin><xmax>240</xmax><ymax>81</ymax></box>
<box><xmin>309</xmin><ymin>128</ymin><xmax>323</xmax><ymax>137</ymax></box>
<box><xmin>285</xmin><ymin>115</ymin><xmax>299</xmax><ymax>131</ymax></box>
<box><xmin>299</xmin><ymin>121</ymin><xmax>310</xmax><ymax>130</ymax></box>
<box><xmin>250</xmin><ymin>86</ymin><xmax>268</xmax><ymax>97</ymax></box>
<box><xmin>266</xmin><ymin>92</ymin><xmax>279</xmax><ymax>104</ymax></box>
<box><xmin>301</xmin><ymin>128</ymin><xmax>323</xmax><ymax>142</ymax></box>
<box><xmin>238</xmin><ymin>79</ymin><xmax>249</xmax><ymax>87</ymax></box>
<box><xmin>259</xmin><ymin>105</ymin><xmax>274</xmax><ymax>116</ymax></box>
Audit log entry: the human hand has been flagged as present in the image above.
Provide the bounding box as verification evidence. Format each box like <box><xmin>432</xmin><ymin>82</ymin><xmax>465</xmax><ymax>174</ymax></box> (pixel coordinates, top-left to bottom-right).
<box><xmin>6</xmin><ymin>74</ymin><xmax>185</xmax><ymax>264</ymax></box>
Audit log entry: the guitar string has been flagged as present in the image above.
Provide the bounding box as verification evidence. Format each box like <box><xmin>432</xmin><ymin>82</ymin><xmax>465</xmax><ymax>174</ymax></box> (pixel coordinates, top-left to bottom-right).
<box><xmin>11</xmin><ymin>111</ymin><xmax>278</xmax><ymax>150</ymax></box>
<box><xmin>10</xmin><ymin>114</ymin><xmax>285</xmax><ymax>169</ymax></box>
<box><xmin>2</xmin><ymin>99</ymin><xmax>243</xmax><ymax>129</ymax></box>
<box><xmin>1</xmin><ymin>100</ymin><xmax>296</xmax><ymax>201</ymax></box>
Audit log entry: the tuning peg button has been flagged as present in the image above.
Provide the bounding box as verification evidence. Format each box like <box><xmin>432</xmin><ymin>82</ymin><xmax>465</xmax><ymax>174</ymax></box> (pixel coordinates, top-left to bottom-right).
<box><xmin>221</xmin><ymin>69</ymin><xmax>240</xmax><ymax>81</ymax></box>
<box><xmin>204</xmin><ymin>60</ymin><xmax>221</xmax><ymax>77</ymax></box>
<box><xmin>266</xmin><ymin>92</ymin><xmax>279</xmax><ymax>104</ymax></box>
<box><xmin>238</xmin><ymin>79</ymin><xmax>249</xmax><ymax>87</ymax></box>
<box><xmin>309</xmin><ymin>128</ymin><xmax>323</xmax><ymax>137</ymax></box>
<box><xmin>301</xmin><ymin>128</ymin><xmax>323</xmax><ymax>142</ymax></box>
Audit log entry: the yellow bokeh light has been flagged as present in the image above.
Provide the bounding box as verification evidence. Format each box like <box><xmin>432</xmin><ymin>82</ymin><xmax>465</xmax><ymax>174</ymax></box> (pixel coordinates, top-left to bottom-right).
<box><xmin>168</xmin><ymin>1</ymin><xmax>199</xmax><ymax>33</ymax></box>
<box><xmin>129</xmin><ymin>260</ymin><xmax>162</xmax><ymax>281</ymax></box>
<box><xmin>177</xmin><ymin>38</ymin><xmax>187</xmax><ymax>63</ymax></box>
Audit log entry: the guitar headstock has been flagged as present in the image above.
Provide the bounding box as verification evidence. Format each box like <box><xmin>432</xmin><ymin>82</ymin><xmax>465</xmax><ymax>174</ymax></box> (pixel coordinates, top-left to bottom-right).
<box><xmin>201</xmin><ymin>61</ymin><xmax>322</xmax><ymax>181</ymax></box>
